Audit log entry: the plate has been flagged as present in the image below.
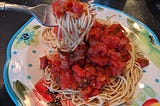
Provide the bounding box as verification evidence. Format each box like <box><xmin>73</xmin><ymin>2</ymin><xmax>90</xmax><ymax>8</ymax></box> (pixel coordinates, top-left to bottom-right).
<box><xmin>4</xmin><ymin>4</ymin><xmax>160</xmax><ymax>106</ymax></box>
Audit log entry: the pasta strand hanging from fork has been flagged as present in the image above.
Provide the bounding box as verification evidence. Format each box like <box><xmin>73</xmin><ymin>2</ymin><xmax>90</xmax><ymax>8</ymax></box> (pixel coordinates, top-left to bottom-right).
<box><xmin>52</xmin><ymin>0</ymin><xmax>96</xmax><ymax>52</ymax></box>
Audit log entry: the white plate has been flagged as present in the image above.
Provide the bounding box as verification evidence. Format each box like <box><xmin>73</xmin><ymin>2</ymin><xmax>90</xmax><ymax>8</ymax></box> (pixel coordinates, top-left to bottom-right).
<box><xmin>4</xmin><ymin>4</ymin><xmax>160</xmax><ymax>106</ymax></box>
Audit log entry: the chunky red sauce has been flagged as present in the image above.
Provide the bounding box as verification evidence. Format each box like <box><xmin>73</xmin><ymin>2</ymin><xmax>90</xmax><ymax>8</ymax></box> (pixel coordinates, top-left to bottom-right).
<box><xmin>40</xmin><ymin>21</ymin><xmax>149</xmax><ymax>100</ymax></box>
<box><xmin>52</xmin><ymin>0</ymin><xmax>84</xmax><ymax>18</ymax></box>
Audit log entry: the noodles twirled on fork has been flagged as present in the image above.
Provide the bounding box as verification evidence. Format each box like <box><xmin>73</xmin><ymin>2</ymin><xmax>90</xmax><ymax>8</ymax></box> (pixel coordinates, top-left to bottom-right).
<box><xmin>51</xmin><ymin>0</ymin><xmax>96</xmax><ymax>52</ymax></box>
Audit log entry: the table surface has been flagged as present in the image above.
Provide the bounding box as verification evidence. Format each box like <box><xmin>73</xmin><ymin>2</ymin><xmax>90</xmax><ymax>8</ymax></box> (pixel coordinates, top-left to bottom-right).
<box><xmin>0</xmin><ymin>0</ymin><xmax>160</xmax><ymax>106</ymax></box>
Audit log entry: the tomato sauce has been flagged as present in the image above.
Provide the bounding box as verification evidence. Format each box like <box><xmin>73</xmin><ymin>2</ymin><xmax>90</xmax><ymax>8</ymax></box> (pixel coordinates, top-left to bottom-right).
<box><xmin>52</xmin><ymin>0</ymin><xmax>84</xmax><ymax>18</ymax></box>
<box><xmin>40</xmin><ymin>21</ymin><xmax>148</xmax><ymax>100</ymax></box>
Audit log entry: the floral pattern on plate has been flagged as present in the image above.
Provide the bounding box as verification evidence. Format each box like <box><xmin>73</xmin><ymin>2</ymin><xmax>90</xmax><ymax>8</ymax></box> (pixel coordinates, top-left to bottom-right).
<box><xmin>12</xmin><ymin>25</ymin><xmax>41</xmax><ymax>49</ymax></box>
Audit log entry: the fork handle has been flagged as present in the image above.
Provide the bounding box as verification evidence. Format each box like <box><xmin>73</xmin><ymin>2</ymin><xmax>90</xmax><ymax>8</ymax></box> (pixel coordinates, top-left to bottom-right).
<box><xmin>0</xmin><ymin>2</ymin><xmax>31</xmax><ymax>14</ymax></box>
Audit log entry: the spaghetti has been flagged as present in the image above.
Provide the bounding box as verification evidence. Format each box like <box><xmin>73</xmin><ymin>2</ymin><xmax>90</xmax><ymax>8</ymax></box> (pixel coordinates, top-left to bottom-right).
<box><xmin>40</xmin><ymin>21</ymin><xmax>148</xmax><ymax>106</ymax></box>
<box><xmin>39</xmin><ymin>0</ymin><xmax>149</xmax><ymax>106</ymax></box>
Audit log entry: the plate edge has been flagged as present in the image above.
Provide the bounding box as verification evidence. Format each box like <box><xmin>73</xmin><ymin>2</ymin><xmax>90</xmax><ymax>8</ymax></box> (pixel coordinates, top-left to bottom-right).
<box><xmin>94</xmin><ymin>3</ymin><xmax>160</xmax><ymax>46</ymax></box>
<box><xmin>3</xmin><ymin>16</ymin><xmax>35</xmax><ymax>106</ymax></box>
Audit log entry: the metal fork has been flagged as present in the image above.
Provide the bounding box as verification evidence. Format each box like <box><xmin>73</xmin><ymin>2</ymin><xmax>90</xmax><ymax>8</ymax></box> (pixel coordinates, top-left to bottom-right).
<box><xmin>0</xmin><ymin>2</ymin><xmax>57</xmax><ymax>27</ymax></box>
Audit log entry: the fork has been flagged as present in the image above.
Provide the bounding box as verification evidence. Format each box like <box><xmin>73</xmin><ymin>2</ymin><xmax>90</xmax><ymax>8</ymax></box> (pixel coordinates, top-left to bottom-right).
<box><xmin>0</xmin><ymin>2</ymin><xmax>57</xmax><ymax>27</ymax></box>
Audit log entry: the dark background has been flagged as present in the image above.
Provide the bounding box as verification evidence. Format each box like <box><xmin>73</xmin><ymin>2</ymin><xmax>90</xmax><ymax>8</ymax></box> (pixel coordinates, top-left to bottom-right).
<box><xmin>0</xmin><ymin>0</ymin><xmax>160</xmax><ymax>106</ymax></box>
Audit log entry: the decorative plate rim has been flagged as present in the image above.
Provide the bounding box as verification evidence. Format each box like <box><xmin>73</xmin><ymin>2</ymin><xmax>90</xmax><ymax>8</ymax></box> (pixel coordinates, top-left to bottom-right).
<box><xmin>95</xmin><ymin>4</ymin><xmax>160</xmax><ymax>46</ymax></box>
<box><xmin>4</xmin><ymin>17</ymin><xmax>35</xmax><ymax>106</ymax></box>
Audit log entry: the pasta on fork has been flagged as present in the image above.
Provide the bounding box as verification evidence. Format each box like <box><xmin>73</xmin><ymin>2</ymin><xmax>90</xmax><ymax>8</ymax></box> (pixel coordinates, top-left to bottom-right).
<box><xmin>51</xmin><ymin>0</ymin><xmax>96</xmax><ymax>52</ymax></box>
